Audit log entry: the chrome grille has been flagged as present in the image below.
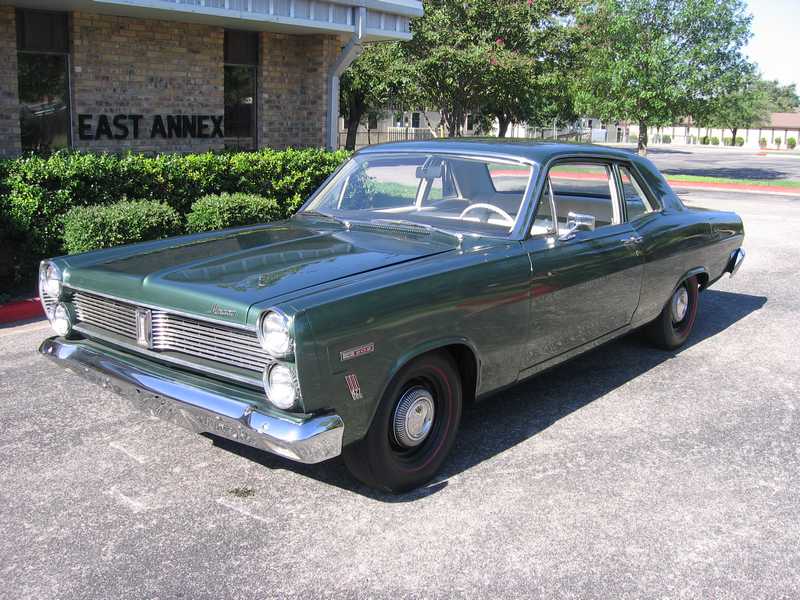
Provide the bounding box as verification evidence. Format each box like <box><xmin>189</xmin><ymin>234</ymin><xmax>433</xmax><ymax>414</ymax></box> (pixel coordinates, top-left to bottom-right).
<box><xmin>73</xmin><ymin>292</ymin><xmax>137</xmax><ymax>338</ymax></box>
<box><xmin>151</xmin><ymin>312</ymin><xmax>268</xmax><ymax>372</ymax></box>
<box><xmin>72</xmin><ymin>291</ymin><xmax>267</xmax><ymax>372</ymax></box>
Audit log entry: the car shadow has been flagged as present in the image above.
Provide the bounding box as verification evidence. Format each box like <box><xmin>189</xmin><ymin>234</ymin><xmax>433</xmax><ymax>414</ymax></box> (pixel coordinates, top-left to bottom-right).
<box><xmin>208</xmin><ymin>289</ymin><xmax>766</xmax><ymax>502</ymax></box>
<box><xmin>661</xmin><ymin>167</ymin><xmax>791</xmax><ymax>181</ymax></box>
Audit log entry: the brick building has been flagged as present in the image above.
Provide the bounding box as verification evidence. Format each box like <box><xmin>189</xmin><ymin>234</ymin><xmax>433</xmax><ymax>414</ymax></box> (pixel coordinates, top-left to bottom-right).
<box><xmin>0</xmin><ymin>0</ymin><xmax>420</xmax><ymax>157</ymax></box>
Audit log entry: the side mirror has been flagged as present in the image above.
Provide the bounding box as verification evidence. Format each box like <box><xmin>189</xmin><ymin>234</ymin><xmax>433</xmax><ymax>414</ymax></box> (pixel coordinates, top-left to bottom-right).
<box><xmin>559</xmin><ymin>212</ymin><xmax>595</xmax><ymax>241</ymax></box>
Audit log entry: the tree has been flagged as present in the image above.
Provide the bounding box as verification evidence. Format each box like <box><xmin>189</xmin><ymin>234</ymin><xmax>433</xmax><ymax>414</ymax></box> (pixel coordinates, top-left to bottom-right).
<box><xmin>703</xmin><ymin>74</ymin><xmax>772</xmax><ymax>144</ymax></box>
<box><xmin>574</xmin><ymin>0</ymin><xmax>753</xmax><ymax>154</ymax></box>
<box><xmin>339</xmin><ymin>43</ymin><xmax>413</xmax><ymax>151</ymax></box>
<box><xmin>757</xmin><ymin>79</ymin><xmax>800</xmax><ymax>112</ymax></box>
<box><xmin>404</xmin><ymin>0</ymin><xmax>579</xmax><ymax>138</ymax></box>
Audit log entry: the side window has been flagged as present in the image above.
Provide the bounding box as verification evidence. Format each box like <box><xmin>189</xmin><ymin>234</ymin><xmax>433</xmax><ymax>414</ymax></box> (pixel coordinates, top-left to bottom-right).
<box><xmin>618</xmin><ymin>165</ymin><xmax>653</xmax><ymax>220</ymax></box>
<box><xmin>547</xmin><ymin>163</ymin><xmax>619</xmax><ymax>233</ymax></box>
<box><xmin>531</xmin><ymin>181</ymin><xmax>556</xmax><ymax>235</ymax></box>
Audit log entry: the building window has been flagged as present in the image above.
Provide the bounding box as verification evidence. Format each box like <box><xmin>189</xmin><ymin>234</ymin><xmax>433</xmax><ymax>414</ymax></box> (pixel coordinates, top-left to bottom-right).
<box><xmin>16</xmin><ymin>10</ymin><xmax>71</xmax><ymax>153</ymax></box>
<box><xmin>411</xmin><ymin>112</ymin><xmax>420</xmax><ymax>128</ymax></box>
<box><xmin>224</xmin><ymin>30</ymin><xmax>259</xmax><ymax>150</ymax></box>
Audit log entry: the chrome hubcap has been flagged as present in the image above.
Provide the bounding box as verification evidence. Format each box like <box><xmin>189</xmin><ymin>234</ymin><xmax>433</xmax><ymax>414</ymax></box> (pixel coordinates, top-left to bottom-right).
<box><xmin>671</xmin><ymin>286</ymin><xmax>689</xmax><ymax>323</ymax></box>
<box><xmin>392</xmin><ymin>386</ymin><xmax>435</xmax><ymax>448</ymax></box>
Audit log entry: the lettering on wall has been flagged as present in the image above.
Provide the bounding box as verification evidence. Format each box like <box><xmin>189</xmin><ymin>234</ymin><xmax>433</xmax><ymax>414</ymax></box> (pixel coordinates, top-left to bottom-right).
<box><xmin>77</xmin><ymin>114</ymin><xmax>224</xmax><ymax>140</ymax></box>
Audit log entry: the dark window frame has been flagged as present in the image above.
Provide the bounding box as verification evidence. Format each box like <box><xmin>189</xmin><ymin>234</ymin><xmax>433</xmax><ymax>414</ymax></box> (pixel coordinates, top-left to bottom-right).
<box><xmin>16</xmin><ymin>8</ymin><xmax>72</xmax><ymax>153</ymax></box>
<box><xmin>224</xmin><ymin>30</ymin><xmax>260</xmax><ymax>150</ymax></box>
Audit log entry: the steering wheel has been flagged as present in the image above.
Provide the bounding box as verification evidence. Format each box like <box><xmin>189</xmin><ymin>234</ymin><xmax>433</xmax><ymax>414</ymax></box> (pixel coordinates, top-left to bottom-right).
<box><xmin>459</xmin><ymin>203</ymin><xmax>515</xmax><ymax>227</ymax></box>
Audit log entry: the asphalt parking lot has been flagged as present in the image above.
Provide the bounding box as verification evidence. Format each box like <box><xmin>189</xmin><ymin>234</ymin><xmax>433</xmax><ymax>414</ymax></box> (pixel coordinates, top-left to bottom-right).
<box><xmin>1</xmin><ymin>188</ymin><xmax>797</xmax><ymax>599</ymax></box>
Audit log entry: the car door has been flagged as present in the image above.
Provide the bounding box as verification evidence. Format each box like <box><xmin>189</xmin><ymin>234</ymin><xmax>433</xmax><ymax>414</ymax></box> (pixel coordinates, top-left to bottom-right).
<box><xmin>520</xmin><ymin>159</ymin><xmax>645</xmax><ymax>372</ymax></box>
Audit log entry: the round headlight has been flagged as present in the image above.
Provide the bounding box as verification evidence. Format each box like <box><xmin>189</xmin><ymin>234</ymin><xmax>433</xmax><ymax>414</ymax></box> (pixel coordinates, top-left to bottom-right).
<box><xmin>264</xmin><ymin>363</ymin><xmax>298</xmax><ymax>410</ymax></box>
<box><xmin>258</xmin><ymin>310</ymin><xmax>293</xmax><ymax>357</ymax></box>
<box><xmin>39</xmin><ymin>261</ymin><xmax>63</xmax><ymax>300</ymax></box>
<box><xmin>51</xmin><ymin>303</ymin><xmax>73</xmax><ymax>337</ymax></box>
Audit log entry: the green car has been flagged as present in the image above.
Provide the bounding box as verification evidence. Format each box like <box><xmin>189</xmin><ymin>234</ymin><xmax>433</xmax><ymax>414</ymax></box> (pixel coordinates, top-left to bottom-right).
<box><xmin>39</xmin><ymin>141</ymin><xmax>745</xmax><ymax>492</ymax></box>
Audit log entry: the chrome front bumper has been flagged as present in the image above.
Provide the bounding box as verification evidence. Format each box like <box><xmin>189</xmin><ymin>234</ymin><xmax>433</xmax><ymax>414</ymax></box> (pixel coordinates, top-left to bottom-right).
<box><xmin>39</xmin><ymin>337</ymin><xmax>343</xmax><ymax>464</ymax></box>
<box><xmin>727</xmin><ymin>248</ymin><xmax>746</xmax><ymax>277</ymax></box>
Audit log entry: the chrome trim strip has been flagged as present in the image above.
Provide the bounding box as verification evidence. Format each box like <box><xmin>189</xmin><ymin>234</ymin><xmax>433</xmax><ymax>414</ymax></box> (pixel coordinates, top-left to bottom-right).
<box><xmin>39</xmin><ymin>337</ymin><xmax>343</xmax><ymax>465</ymax></box>
<box><xmin>65</xmin><ymin>286</ymin><xmax>257</xmax><ymax>331</ymax></box>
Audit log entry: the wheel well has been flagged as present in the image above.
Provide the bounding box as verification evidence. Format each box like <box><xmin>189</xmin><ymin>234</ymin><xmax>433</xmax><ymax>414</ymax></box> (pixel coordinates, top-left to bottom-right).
<box><xmin>438</xmin><ymin>344</ymin><xmax>479</xmax><ymax>406</ymax></box>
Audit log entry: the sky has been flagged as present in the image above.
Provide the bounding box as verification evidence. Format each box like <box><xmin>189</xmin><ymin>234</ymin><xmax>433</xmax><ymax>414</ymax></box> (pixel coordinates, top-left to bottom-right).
<box><xmin>745</xmin><ymin>0</ymin><xmax>800</xmax><ymax>89</ymax></box>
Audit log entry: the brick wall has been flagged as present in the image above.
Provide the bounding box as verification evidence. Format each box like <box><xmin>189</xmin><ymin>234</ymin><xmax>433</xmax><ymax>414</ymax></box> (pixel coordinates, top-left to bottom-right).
<box><xmin>71</xmin><ymin>12</ymin><xmax>225</xmax><ymax>153</ymax></box>
<box><xmin>0</xmin><ymin>7</ymin><xmax>20</xmax><ymax>158</ymax></box>
<box><xmin>259</xmin><ymin>33</ymin><xmax>340</xmax><ymax>149</ymax></box>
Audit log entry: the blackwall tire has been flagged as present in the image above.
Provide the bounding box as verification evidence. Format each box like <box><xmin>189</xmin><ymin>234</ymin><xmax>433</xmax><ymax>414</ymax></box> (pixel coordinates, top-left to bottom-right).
<box><xmin>343</xmin><ymin>352</ymin><xmax>462</xmax><ymax>493</ymax></box>
<box><xmin>645</xmin><ymin>275</ymin><xmax>700</xmax><ymax>350</ymax></box>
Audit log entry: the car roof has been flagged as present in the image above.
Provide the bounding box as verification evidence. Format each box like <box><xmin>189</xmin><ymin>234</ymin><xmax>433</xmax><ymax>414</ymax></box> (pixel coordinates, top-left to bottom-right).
<box><xmin>355</xmin><ymin>138</ymin><xmax>637</xmax><ymax>164</ymax></box>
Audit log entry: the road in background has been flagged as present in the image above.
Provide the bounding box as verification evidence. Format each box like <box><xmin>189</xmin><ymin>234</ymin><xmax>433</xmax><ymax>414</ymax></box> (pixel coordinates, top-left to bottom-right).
<box><xmin>1</xmin><ymin>190</ymin><xmax>796</xmax><ymax>598</ymax></box>
<box><xmin>613</xmin><ymin>144</ymin><xmax>800</xmax><ymax>181</ymax></box>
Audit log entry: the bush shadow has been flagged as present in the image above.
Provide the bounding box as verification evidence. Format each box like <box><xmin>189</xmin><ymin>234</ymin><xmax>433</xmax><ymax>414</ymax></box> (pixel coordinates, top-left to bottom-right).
<box><xmin>209</xmin><ymin>289</ymin><xmax>766</xmax><ymax>502</ymax></box>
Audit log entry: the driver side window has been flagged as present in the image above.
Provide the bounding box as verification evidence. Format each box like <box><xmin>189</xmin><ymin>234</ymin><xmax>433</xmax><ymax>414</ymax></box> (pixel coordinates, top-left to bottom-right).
<box><xmin>534</xmin><ymin>162</ymin><xmax>619</xmax><ymax>235</ymax></box>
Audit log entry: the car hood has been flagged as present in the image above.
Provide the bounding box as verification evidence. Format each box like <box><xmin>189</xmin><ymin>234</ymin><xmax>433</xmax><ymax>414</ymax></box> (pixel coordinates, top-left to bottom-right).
<box><xmin>61</xmin><ymin>218</ymin><xmax>458</xmax><ymax>326</ymax></box>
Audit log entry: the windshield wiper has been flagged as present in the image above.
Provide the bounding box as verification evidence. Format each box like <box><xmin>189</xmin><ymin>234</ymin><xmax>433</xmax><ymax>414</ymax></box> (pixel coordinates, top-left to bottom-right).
<box><xmin>296</xmin><ymin>210</ymin><xmax>347</xmax><ymax>226</ymax></box>
<box><xmin>368</xmin><ymin>219</ymin><xmax>464</xmax><ymax>243</ymax></box>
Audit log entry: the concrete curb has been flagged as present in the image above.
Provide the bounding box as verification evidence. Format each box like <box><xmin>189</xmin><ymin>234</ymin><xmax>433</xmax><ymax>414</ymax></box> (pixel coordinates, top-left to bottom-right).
<box><xmin>667</xmin><ymin>179</ymin><xmax>800</xmax><ymax>197</ymax></box>
<box><xmin>0</xmin><ymin>298</ymin><xmax>44</xmax><ymax>325</ymax></box>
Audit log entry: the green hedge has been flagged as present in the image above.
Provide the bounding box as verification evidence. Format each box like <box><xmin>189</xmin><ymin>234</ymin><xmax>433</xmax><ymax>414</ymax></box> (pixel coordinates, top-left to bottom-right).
<box><xmin>63</xmin><ymin>200</ymin><xmax>183</xmax><ymax>254</ymax></box>
<box><xmin>0</xmin><ymin>148</ymin><xmax>348</xmax><ymax>291</ymax></box>
<box><xmin>788</xmin><ymin>137</ymin><xmax>797</xmax><ymax>150</ymax></box>
<box><xmin>186</xmin><ymin>193</ymin><xmax>282</xmax><ymax>233</ymax></box>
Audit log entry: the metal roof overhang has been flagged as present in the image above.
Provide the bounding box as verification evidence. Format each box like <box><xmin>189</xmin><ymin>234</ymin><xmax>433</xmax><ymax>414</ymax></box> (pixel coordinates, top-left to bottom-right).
<box><xmin>9</xmin><ymin>0</ymin><xmax>421</xmax><ymax>40</ymax></box>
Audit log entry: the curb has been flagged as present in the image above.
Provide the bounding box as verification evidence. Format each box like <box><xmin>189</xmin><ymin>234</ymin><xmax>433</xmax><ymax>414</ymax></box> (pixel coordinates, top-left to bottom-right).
<box><xmin>0</xmin><ymin>298</ymin><xmax>45</xmax><ymax>325</ymax></box>
<box><xmin>666</xmin><ymin>179</ymin><xmax>800</xmax><ymax>197</ymax></box>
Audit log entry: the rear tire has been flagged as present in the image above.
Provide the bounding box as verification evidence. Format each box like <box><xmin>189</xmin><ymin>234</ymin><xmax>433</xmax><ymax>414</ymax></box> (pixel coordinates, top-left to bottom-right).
<box><xmin>645</xmin><ymin>275</ymin><xmax>699</xmax><ymax>350</ymax></box>
<box><xmin>343</xmin><ymin>352</ymin><xmax>462</xmax><ymax>493</ymax></box>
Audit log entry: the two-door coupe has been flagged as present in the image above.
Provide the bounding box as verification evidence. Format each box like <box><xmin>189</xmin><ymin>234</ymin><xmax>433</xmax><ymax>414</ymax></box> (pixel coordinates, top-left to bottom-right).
<box><xmin>38</xmin><ymin>141</ymin><xmax>745</xmax><ymax>492</ymax></box>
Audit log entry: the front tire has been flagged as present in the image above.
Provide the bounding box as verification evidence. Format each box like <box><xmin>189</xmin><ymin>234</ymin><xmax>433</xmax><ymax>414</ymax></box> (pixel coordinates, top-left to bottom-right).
<box><xmin>645</xmin><ymin>275</ymin><xmax>699</xmax><ymax>350</ymax></box>
<box><xmin>343</xmin><ymin>352</ymin><xmax>462</xmax><ymax>493</ymax></box>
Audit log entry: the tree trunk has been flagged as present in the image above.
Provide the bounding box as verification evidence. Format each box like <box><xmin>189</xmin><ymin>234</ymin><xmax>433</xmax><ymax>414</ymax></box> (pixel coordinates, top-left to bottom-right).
<box><xmin>344</xmin><ymin>110</ymin><xmax>363</xmax><ymax>151</ymax></box>
<box><xmin>497</xmin><ymin>116</ymin><xmax>511</xmax><ymax>138</ymax></box>
<box><xmin>638</xmin><ymin>120</ymin><xmax>648</xmax><ymax>155</ymax></box>
<box><xmin>731</xmin><ymin>127</ymin><xmax>738</xmax><ymax>146</ymax></box>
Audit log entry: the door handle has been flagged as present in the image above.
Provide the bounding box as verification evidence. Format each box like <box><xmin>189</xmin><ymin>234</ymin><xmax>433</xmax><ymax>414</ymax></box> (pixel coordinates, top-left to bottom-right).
<box><xmin>621</xmin><ymin>235</ymin><xmax>643</xmax><ymax>247</ymax></box>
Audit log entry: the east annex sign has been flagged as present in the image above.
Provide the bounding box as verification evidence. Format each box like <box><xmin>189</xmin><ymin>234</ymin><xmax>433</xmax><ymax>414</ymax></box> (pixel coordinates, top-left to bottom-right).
<box><xmin>77</xmin><ymin>114</ymin><xmax>224</xmax><ymax>140</ymax></box>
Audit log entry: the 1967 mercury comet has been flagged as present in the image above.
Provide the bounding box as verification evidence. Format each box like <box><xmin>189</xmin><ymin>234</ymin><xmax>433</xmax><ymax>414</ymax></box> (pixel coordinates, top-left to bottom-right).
<box><xmin>38</xmin><ymin>141</ymin><xmax>745</xmax><ymax>492</ymax></box>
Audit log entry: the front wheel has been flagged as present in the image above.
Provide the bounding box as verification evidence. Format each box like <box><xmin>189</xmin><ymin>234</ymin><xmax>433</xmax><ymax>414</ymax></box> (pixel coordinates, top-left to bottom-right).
<box><xmin>645</xmin><ymin>275</ymin><xmax>699</xmax><ymax>350</ymax></box>
<box><xmin>343</xmin><ymin>352</ymin><xmax>462</xmax><ymax>493</ymax></box>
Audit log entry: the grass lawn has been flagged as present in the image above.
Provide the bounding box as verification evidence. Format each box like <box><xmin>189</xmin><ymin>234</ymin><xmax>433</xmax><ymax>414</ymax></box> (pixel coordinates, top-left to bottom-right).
<box><xmin>665</xmin><ymin>174</ymin><xmax>800</xmax><ymax>188</ymax></box>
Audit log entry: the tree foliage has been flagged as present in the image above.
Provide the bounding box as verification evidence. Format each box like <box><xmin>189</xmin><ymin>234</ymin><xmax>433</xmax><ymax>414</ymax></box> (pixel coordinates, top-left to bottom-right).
<box><xmin>757</xmin><ymin>79</ymin><xmax>800</xmax><ymax>112</ymax></box>
<box><xmin>404</xmin><ymin>0</ymin><xmax>580</xmax><ymax>137</ymax></box>
<box><xmin>574</xmin><ymin>0</ymin><xmax>752</xmax><ymax>153</ymax></box>
<box><xmin>339</xmin><ymin>42</ymin><xmax>414</xmax><ymax>150</ymax></box>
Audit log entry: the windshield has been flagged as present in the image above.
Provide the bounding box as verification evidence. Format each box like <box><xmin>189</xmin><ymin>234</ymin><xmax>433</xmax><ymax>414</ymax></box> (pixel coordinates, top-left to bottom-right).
<box><xmin>302</xmin><ymin>153</ymin><xmax>534</xmax><ymax>237</ymax></box>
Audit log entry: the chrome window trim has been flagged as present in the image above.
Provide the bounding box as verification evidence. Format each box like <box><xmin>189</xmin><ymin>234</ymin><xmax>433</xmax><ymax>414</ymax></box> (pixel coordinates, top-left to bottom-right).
<box><xmin>65</xmin><ymin>286</ymin><xmax>257</xmax><ymax>331</ymax></box>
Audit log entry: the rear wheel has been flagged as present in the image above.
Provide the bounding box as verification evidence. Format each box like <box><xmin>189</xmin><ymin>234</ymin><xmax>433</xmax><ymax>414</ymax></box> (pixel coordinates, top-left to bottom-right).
<box><xmin>343</xmin><ymin>352</ymin><xmax>462</xmax><ymax>493</ymax></box>
<box><xmin>645</xmin><ymin>275</ymin><xmax>699</xmax><ymax>350</ymax></box>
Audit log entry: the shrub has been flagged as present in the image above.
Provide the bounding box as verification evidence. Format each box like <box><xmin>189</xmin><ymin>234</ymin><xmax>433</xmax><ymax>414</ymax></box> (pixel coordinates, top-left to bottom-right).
<box><xmin>62</xmin><ymin>200</ymin><xmax>183</xmax><ymax>254</ymax></box>
<box><xmin>789</xmin><ymin>137</ymin><xmax>797</xmax><ymax>150</ymax></box>
<box><xmin>700</xmin><ymin>136</ymin><xmax>710</xmax><ymax>145</ymax></box>
<box><xmin>186</xmin><ymin>193</ymin><xmax>282</xmax><ymax>233</ymax></box>
<box><xmin>709</xmin><ymin>136</ymin><xmax>720</xmax><ymax>146</ymax></box>
<box><xmin>735</xmin><ymin>137</ymin><xmax>745</xmax><ymax>147</ymax></box>
<box><xmin>775</xmin><ymin>137</ymin><xmax>782</xmax><ymax>148</ymax></box>
<box><xmin>760</xmin><ymin>137</ymin><xmax>768</xmax><ymax>148</ymax></box>
<box><xmin>629</xmin><ymin>134</ymin><xmax>638</xmax><ymax>143</ymax></box>
<box><xmin>4</xmin><ymin>148</ymin><xmax>348</xmax><ymax>259</ymax></box>
<box><xmin>662</xmin><ymin>135</ymin><xmax>672</xmax><ymax>144</ymax></box>
<box><xmin>723</xmin><ymin>137</ymin><xmax>733</xmax><ymax>146</ymax></box>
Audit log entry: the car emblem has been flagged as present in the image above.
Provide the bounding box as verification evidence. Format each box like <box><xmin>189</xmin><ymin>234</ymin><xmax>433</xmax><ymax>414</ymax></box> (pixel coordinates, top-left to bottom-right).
<box><xmin>135</xmin><ymin>308</ymin><xmax>153</xmax><ymax>348</ymax></box>
<box><xmin>340</xmin><ymin>342</ymin><xmax>375</xmax><ymax>362</ymax></box>
<box><xmin>210</xmin><ymin>304</ymin><xmax>237</xmax><ymax>318</ymax></box>
<box><xmin>345</xmin><ymin>373</ymin><xmax>363</xmax><ymax>401</ymax></box>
